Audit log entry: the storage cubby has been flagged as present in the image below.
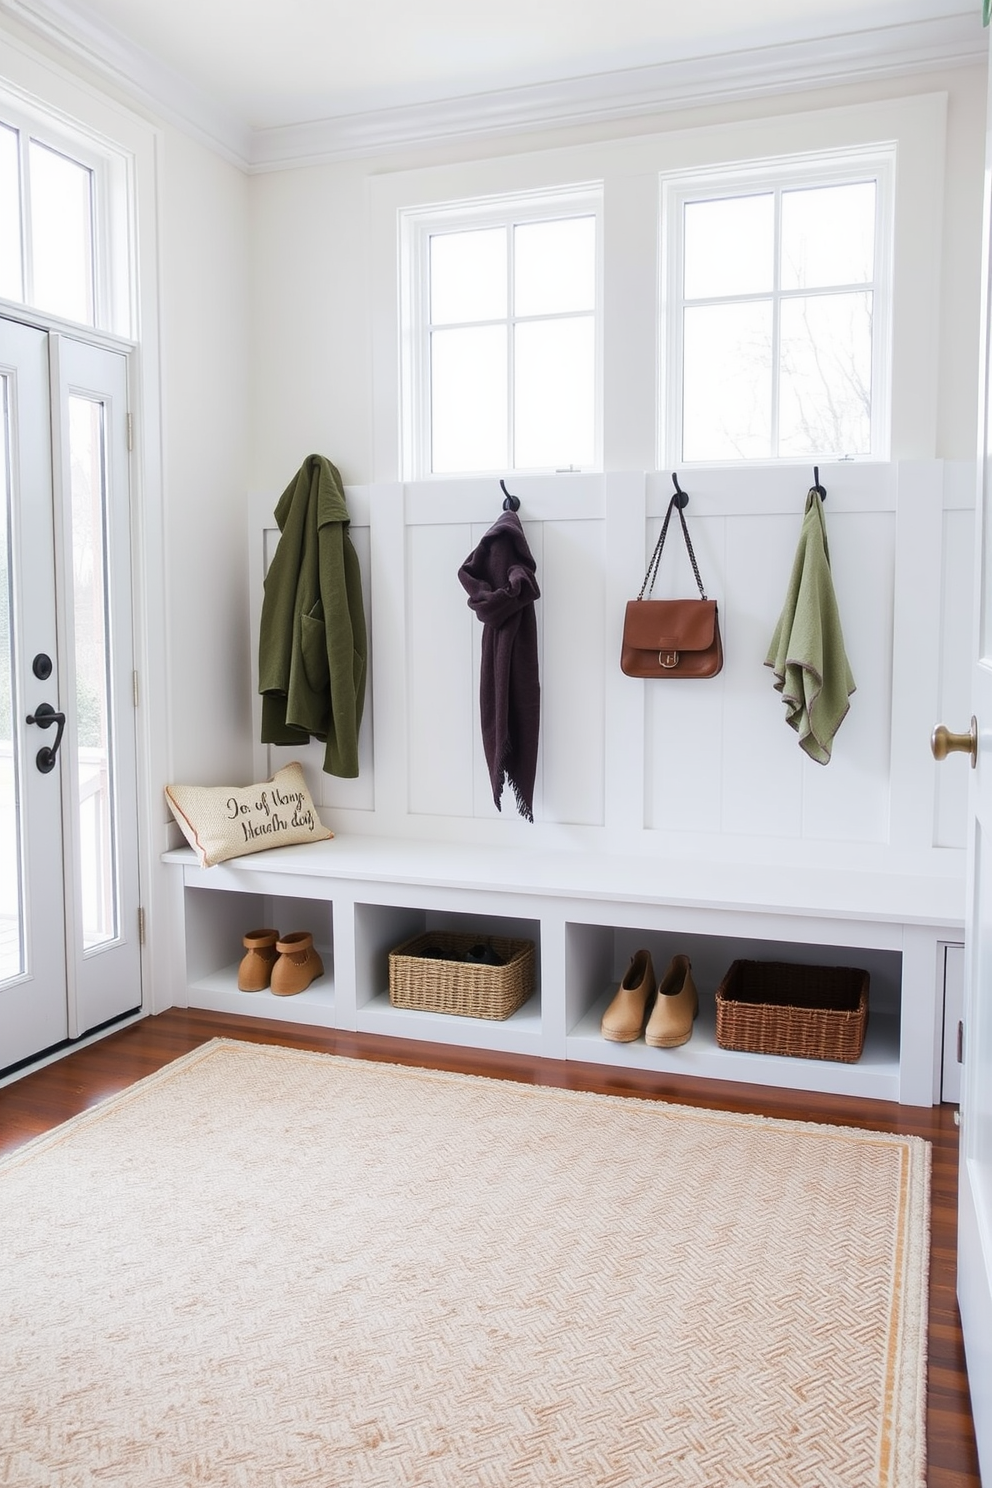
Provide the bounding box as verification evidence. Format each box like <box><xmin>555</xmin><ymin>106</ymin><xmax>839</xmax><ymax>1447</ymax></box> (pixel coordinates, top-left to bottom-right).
<box><xmin>565</xmin><ymin>920</ymin><xmax>902</xmax><ymax>1099</ymax></box>
<box><xmin>183</xmin><ymin>886</ymin><xmax>335</xmax><ymax>1026</ymax></box>
<box><xmin>165</xmin><ymin>837</ymin><xmax>960</xmax><ymax>1104</ymax></box>
<box><xmin>353</xmin><ymin>901</ymin><xmax>543</xmax><ymax>1054</ymax></box>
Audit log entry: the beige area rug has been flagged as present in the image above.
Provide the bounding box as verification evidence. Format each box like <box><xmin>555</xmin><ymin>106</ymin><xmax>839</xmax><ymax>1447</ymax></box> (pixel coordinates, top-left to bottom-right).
<box><xmin>0</xmin><ymin>1039</ymin><xmax>929</xmax><ymax>1488</ymax></box>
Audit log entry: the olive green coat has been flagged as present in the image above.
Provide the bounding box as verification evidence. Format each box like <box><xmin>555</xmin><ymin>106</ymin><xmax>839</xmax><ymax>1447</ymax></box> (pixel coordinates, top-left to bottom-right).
<box><xmin>258</xmin><ymin>455</ymin><xmax>367</xmax><ymax>778</ymax></box>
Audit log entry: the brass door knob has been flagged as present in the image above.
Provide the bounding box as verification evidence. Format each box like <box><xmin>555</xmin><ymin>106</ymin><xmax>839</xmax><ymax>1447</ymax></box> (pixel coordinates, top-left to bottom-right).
<box><xmin>931</xmin><ymin>716</ymin><xmax>978</xmax><ymax>768</ymax></box>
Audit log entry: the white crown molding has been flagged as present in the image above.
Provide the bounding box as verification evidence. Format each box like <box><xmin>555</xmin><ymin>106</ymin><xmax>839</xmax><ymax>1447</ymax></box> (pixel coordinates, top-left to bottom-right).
<box><xmin>0</xmin><ymin>0</ymin><xmax>253</xmax><ymax>167</ymax></box>
<box><xmin>250</xmin><ymin>11</ymin><xmax>987</xmax><ymax>172</ymax></box>
<box><xmin>1</xmin><ymin>0</ymin><xmax>986</xmax><ymax>175</ymax></box>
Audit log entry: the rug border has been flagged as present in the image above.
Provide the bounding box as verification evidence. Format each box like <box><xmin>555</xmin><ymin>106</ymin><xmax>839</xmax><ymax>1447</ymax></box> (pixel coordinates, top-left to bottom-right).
<box><xmin>0</xmin><ymin>1033</ymin><xmax>934</xmax><ymax>1168</ymax></box>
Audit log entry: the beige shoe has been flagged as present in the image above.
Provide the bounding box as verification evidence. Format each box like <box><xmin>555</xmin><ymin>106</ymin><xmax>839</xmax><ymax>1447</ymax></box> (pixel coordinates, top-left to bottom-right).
<box><xmin>645</xmin><ymin>955</ymin><xmax>698</xmax><ymax>1048</ymax></box>
<box><xmin>271</xmin><ymin>932</ymin><xmax>324</xmax><ymax>996</ymax></box>
<box><xmin>238</xmin><ymin>928</ymin><xmax>280</xmax><ymax>992</ymax></box>
<box><xmin>601</xmin><ymin>949</ymin><xmax>655</xmax><ymax>1042</ymax></box>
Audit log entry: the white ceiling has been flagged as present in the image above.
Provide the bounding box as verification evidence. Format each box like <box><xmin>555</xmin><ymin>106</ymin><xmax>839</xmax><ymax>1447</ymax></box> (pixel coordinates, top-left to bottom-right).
<box><xmin>1</xmin><ymin>0</ymin><xmax>985</xmax><ymax>166</ymax></box>
<box><xmin>23</xmin><ymin>0</ymin><xmax>960</xmax><ymax>128</ymax></box>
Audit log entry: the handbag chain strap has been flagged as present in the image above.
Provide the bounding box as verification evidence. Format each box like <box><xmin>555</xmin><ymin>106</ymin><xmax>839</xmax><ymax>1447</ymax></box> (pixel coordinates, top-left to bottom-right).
<box><xmin>637</xmin><ymin>493</ymin><xmax>708</xmax><ymax>601</ymax></box>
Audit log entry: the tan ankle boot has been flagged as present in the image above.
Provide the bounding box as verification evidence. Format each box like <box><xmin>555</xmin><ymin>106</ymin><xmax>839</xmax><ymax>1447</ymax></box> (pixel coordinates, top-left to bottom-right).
<box><xmin>601</xmin><ymin>949</ymin><xmax>655</xmax><ymax>1042</ymax></box>
<box><xmin>238</xmin><ymin>928</ymin><xmax>280</xmax><ymax>992</ymax></box>
<box><xmin>645</xmin><ymin>955</ymin><xmax>698</xmax><ymax>1048</ymax></box>
<box><xmin>271</xmin><ymin>932</ymin><xmax>324</xmax><ymax>996</ymax></box>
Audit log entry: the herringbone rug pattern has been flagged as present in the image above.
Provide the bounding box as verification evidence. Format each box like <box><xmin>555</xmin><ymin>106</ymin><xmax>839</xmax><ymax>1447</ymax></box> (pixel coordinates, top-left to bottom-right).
<box><xmin>0</xmin><ymin>1039</ymin><xmax>928</xmax><ymax>1487</ymax></box>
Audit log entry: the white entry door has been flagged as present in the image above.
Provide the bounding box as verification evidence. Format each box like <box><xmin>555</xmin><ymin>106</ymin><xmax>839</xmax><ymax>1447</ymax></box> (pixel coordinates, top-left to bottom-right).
<box><xmin>949</xmin><ymin>42</ymin><xmax>992</xmax><ymax>1477</ymax></box>
<box><xmin>0</xmin><ymin>315</ymin><xmax>141</xmax><ymax>1073</ymax></box>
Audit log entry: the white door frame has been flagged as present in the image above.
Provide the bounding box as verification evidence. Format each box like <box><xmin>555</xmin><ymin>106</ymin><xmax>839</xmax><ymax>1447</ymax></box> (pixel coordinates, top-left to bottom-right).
<box><xmin>0</xmin><ymin>296</ymin><xmax>167</xmax><ymax>1069</ymax></box>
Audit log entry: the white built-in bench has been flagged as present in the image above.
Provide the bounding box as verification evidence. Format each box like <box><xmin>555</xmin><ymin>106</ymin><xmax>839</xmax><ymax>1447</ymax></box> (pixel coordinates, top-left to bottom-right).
<box><xmin>164</xmin><ymin>836</ymin><xmax>964</xmax><ymax>1107</ymax></box>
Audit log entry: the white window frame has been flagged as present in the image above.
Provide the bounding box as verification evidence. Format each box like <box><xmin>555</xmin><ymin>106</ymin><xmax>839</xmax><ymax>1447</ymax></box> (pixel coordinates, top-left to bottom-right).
<box><xmin>372</xmin><ymin>93</ymin><xmax>945</xmax><ymax>478</ymax></box>
<box><xmin>0</xmin><ymin>88</ymin><xmax>132</xmax><ymax>337</ymax></box>
<box><xmin>399</xmin><ymin>183</ymin><xmax>604</xmax><ymax>480</ymax></box>
<box><xmin>660</xmin><ymin>145</ymin><xmax>896</xmax><ymax>468</ymax></box>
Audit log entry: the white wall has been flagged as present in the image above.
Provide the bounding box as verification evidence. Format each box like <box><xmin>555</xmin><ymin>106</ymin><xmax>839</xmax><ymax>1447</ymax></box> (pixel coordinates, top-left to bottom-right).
<box><xmin>249</xmin><ymin>64</ymin><xmax>987</xmax><ymax>489</ymax></box>
<box><xmin>156</xmin><ymin>128</ymin><xmax>251</xmax><ymax>784</ymax></box>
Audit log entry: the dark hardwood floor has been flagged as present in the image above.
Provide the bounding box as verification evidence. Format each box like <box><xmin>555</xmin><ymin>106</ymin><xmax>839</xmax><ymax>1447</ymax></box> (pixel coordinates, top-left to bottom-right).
<box><xmin>0</xmin><ymin>1007</ymin><xmax>980</xmax><ymax>1488</ymax></box>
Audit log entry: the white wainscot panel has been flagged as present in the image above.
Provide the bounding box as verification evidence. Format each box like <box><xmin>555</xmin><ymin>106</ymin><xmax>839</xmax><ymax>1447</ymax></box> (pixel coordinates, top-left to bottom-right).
<box><xmin>407</xmin><ymin>522</ymin><xmax>477</xmax><ymax>817</ymax></box>
<box><xmin>261</xmin><ymin>521</ymin><xmax>375</xmax><ymax>814</ymax></box>
<box><xmin>801</xmin><ymin>510</ymin><xmax>894</xmax><ymax>843</ymax></box>
<box><xmin>644</xmin><ymin>513</ymin><xmax>726</xmax><ymax>833</ymax></box>
<box><xmin>315</xmin><ymin>521</ymin><xmax>374</xmax><ymax>812</ymax></box>
<box><xmin>540</xmin><ymin>519</ymin><xmax>606</xmax><ymax>827</ymax></box>
<box><xmin>720</xmin><ymin>514</ymin><xmax>804</xmax><ymax>839</ymax></box>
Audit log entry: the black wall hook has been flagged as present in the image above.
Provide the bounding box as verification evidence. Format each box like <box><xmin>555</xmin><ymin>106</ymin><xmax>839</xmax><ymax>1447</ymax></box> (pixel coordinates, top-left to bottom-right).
<box><xmin>812</xmin><ymin>466</ymin><xmax>827</xmax><ymax>501</ymax></box>
<box><xmin>671</xmin><ymin>472</ymin><xmax>689</xmax><ymax>510</ymax></box>
<box><xmin>500</xmin><ymin>479</ymin><xmax>520</xmax><ymax>512</ymax></box>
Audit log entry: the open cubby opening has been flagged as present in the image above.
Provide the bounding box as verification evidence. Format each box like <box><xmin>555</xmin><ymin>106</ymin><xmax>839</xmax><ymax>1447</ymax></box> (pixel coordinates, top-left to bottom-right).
<box><xmin>353</xmin><ymin>902</ymin><xmax>543</xmax><ymax>1050</ymax></box>
<box><xmin>183</xmin><ymin>887</ymin><xmax>335</xmax><ymax>1022</ymax></box>
<box><xmin>565</xmin><ymin>920</ymin><xmax>902</xmax><ymax>1095</ymax></box>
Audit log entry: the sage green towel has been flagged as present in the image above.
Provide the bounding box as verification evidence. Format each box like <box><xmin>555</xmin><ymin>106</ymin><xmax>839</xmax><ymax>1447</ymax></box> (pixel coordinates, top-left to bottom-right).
<box><xmin>764</xmin><ymin>490</ymin><xmax>855</xmax><ymax>765</ymax></box>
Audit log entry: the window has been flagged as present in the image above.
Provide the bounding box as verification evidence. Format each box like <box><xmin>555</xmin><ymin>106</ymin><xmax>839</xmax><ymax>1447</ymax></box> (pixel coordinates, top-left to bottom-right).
<box><xmin>401</xmin><ymin>186</ymin><xmax>602</xmax><ymax>478</ymax></box>
<box><xmin>0</xmin><ymin>98</ymin><xmax>127</xmax><ymax>333</ymax></box>
<box><xmin>662</xmin><ymin>149</ymin><xmax>894</xmax><ymax>465</ymax></box>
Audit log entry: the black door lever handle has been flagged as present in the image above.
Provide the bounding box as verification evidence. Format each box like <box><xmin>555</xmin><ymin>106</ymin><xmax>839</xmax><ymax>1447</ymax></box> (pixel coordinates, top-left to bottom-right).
<box><xmin>26</xmin><ymin>702</ymin><xmax>67</xmax><ymax>774</ymax></box>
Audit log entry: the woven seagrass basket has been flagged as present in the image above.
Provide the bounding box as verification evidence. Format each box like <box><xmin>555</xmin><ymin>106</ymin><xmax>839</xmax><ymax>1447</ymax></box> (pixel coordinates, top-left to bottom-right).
<box><xmin>715</xmin><ymin>959</ymin><xmax>869</xmax><ymax>1063</ymax></box>
<box><xmin>388</xmin><ymin>931</ymin><xmax>535</xmax><ymax>1020</ymax></box>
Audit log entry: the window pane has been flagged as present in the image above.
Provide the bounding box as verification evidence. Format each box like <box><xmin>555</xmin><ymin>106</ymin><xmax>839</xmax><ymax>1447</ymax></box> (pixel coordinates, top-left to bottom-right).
<box><xmin>431</xmin><ymin>325</ymin><xmax>507</xmax><ymax>473</ymax></box>
<box><xmin>683</xmin><ymin>194</ymin><xmax>774</xmax><ymax>300</ymax></box>
<box><xmin>779</xmin><ymin>292</ymin><xmax>872</xmax><ymax>457</ymax></box>
<box><xmin>514</xmin><ymin>317</ymin><xmax>595</xmax><ymax>469</ymax></box>
<box><xmin>430</xmin><ymin>228</ymin><xmax>506</xmax><ymax>325</ymax></box>
<box><xmin>682</xmin><ymin>301</ymin><xmax>773</xmax><ymax>461</ymax></box>
<box><xmin>0</xmin><ymin>125</ymin><xmax>22</xmax><ymax>303</ymax></box>
<box><xmin>781</xmin><ymin>182</ymin><xmax>875</xmax><ymax>291</ymax></box>
<box><xmin>29</xmin><ymin>140</ymin><xmax>94</xmax><ymax>324</ymax></box>
<box><xmin>0</xmin><ymin>376</ymin><xmax>24</xmax><ymax>982</ymax></box>
<box><xmin>68</xmin><ymin>395</ymin><xmax>118</xmax><ymax>948</ymax></box>
<box><xmin>514</xmin><ymin>216</ymin><xmax>595</xmax><ymax>317</ymax></box>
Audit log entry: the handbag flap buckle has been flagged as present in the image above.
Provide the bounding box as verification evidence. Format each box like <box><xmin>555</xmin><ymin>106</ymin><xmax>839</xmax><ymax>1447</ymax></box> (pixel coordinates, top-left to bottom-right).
<box><xmin>659</xmin><ymin>650</ymin><xmax>679</xmax><ymax>668</ymax></box>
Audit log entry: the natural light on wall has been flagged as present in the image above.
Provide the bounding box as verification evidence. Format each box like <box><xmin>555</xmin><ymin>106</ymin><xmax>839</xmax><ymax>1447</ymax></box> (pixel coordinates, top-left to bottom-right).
<box><xmin>666</xmin><ymin>153</ymin><xmax>891</xmax><ymax>465</ymax></box>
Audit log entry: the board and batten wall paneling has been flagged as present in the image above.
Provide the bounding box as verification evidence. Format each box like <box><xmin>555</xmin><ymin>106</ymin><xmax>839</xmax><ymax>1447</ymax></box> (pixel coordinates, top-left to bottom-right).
<box><xmin>535</xmin><ymin>517</ymin><xmax>607</xmax><ymax>828</ymax></box>
<box><xmin>406</xmin><ymin>522</ymin><xmax>478</xmax><ymax>818</ymax></box>
<box><xmin>245</xmin><ymin>464</ymin><xmax>970</xmax><ymax>872</ymax></box>
<box><xmin>721</xmin><ymin>514</ymin><xmax>807</xmax><ymax>840</ymax></box>
<box><xmin>643</xmin><ymin>508</ymin><xmax>727</xmax><ymax>835</ymax></box>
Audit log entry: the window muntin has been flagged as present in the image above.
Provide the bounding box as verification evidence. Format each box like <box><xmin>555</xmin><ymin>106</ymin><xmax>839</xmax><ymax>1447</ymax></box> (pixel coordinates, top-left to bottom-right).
<box><xmin>664</xmin><ymin>153</ymin><xmax>893</xmax><ymax>465</ymax></box>
<box><xmin>402</xmin><ymin>187</ymin><xmax>602</xmax><ymax>478</ymax></box>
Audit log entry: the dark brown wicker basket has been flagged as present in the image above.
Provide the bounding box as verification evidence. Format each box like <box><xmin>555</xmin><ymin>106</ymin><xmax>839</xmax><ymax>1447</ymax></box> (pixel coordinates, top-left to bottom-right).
<box><xmin>388</xmin><ymin>931</ymin><xmax>535</xmax><ymax>1020</ymax></box>
<box><xmin>715</xmin><ymin>960</ymin><xmax>869</xmax><ymax>1063</ymax></box>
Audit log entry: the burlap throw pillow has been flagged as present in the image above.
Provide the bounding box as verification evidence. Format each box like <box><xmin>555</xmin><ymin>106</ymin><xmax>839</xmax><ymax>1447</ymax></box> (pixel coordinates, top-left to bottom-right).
<box><xmin>165</xmin><ymin>761</ymin><xmax>333</xmax><ymax>868</ymax></box>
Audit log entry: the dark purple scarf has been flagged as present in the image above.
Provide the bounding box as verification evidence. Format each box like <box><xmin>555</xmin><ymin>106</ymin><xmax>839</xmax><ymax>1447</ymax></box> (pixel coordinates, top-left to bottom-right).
<box><xmin>458</xmin><ymin>511</ymin><xmax>541</xmax><ymax>822</ymax></box>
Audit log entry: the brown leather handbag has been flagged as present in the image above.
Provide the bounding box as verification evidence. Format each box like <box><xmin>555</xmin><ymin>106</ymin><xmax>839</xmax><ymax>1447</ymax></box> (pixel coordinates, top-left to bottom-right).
<box><xmin>621</xmin><ymin>491</ymin><xmax>723</xmax><ymax>679</ymax></box>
